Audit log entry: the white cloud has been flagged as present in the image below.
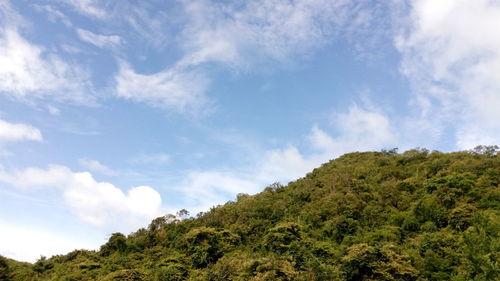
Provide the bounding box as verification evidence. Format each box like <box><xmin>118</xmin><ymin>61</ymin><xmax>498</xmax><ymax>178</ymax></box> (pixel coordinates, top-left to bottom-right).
<box><xmin>114</xmin><ymin>62</ymin><xmax>210</xmax><ymax>113</ymax></box>
<box><xmin>325</xmin><ymin>104</ymin><xmax>396</xmax><ymax>152</ymax></box>
<box><xmin>79</xmin><ymin>158</ymin><xmax>117</xmax><ymax>176</ymax></box>
<box><xmin>63</xmin><ymin>0</ymin><xmax>105</xmax><ymax>18</ymax></box>
<box><xmin>0</xmin><ymin>0</ymin><xmax>24</xmax><ymax>28</ymax></box>
<box><xmin>33</xmin><ymin>4</ymin><xmax>72</xmax><ymax>27</ymax></box>
<box><xmin>0</xmin><ymin>165</ymin><xmax>163</xmax><ymax>230</ymax></box>
<box><xmin>257</xmin><ymin>104</ymin><xmax>396</xmax><ymax>182</ymax></box>
<box><xmin>0</xmin><ymin>119</ymin><xmax>42</xmax><ymax>143</ymax></box>
<box><xmin>258</xmin><ymin>146</ymin><xmax>320</xmax><ymax>183</ymax></box>
<box><xmin>112</xmin><ymin>0</ymin><xmax>371</xmax><ymax>113</ymax></box>
<box><xmin>118</xmin><ymin>2</ymin><xmax>171</xmax><ymax>50</ymax></box>
<box><xmin>76</xmin><ymin>28</ymin><xmax>122</xmax><ymax>48</ymax></box>
<box><xmin>0</xmin><ymin>28</ymin><xmax>91</xmax><ymax>104</ymax></box>
<box><xmin>174</xmin><ymin>170</ymin><xmax>261</xmax><ymax>214</ymax></box>
<box><xmin>396</xmin><ymin>0</ymin><xmax>500</xmax><ymax>149</ymax></box>
<box><xmin>0</xmin><ymin>222</ymin><xmax>99</xmax><ymax>263</ymax></box>
<box><xmin>179</xmin><ymin>0</ymin><xmax>352</xmax><ymax>67</ymax></box>
<box><xmin>0</xmin><ymin>2</ymin><xmax>94</xmax><ymax>105</ymax></box>
<box><xmin>47</xmin><ymin>105</ymin><xmax>61</xmax><ymax>115</ymax></box>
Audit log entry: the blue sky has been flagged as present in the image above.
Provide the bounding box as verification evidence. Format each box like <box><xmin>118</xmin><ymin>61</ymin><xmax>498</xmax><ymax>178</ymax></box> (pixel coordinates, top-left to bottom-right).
<box><xmin>1</xmin><ymin>0</ymin><xmax>499</xmax><ymax>262</ymax></box>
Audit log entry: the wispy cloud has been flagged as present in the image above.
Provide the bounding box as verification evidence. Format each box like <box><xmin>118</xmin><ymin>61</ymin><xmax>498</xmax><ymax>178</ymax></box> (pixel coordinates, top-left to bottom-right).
<box><xmin>63</xmin><ymin>0</ymin><xmax>105</xmax><ymax>18</ymax></box>
<box><xmin>6</xmin><ymin>0</ymin><xmax>381</xmax><ymax>114</ymax></box>
<box><xmin>396</xmin><ymin>0</ymin><xmax>500</xmax><ymax>149</ymax></box>
<box><xmin>178</xmin><ymin>0</ymin><xmax>355</xmax><ymax>68</ymax></box>
<box><xmin>114</xmin><ymin>62</ymin><xmax>210</xmax><ymax>113</ymax></box>
<box><xmin>79</xmin><ymin>158</ymin><xmax>118</xmax><ymax>176</ymax></box>
<box><xmin>174</xmin><ymin>171</ymin><xmax>261</xmax><ymax>214</ymax></box>
<box><xmin>112</xmin><ymin>0</ymin><xmax>373</xmax><ymax>113</ymax></box>
<box><xmin>47</xmin><ymin>105</ymin><xmax>61</xmax><ymax>116</ymax></box>
<box><xmin>33</xmin><ymin>4</ymin><xmax>72</xmax><ymax>27</ymax></box>
<box><xmin>117</xmin><ymin>1</ymin><xmax>171</xmax><ymax>50</ymax></box>
<box><xmin>76</xmin><ymin>28</ymin><xmax>122</xmax><ymax>48</ymax></box>
<box><xmin>0</xmin><ymin>2</ymin><xmax>94</xmax><ymax>105</ymax></box>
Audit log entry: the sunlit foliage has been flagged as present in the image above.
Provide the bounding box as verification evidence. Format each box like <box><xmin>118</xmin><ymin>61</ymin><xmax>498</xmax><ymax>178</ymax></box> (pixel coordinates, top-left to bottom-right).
<box><xmin>5</xmin><ymin>147</ymin><xmax>499</xmax><ymax>280</ymax></box>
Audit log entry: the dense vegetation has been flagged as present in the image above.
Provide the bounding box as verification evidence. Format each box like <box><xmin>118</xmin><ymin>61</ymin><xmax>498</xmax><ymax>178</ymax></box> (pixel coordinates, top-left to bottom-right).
<box><xmin>2</xmin><ymin>147</ymin><xmax>499</xmax><ymax>280</ymax></box>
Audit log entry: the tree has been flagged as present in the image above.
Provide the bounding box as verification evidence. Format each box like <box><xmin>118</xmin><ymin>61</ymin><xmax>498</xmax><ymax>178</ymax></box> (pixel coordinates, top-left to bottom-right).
<box><xmin>341</xmin><ymin>243</ymin><xmax>417</xmax><ymax>281</ymax></box>
<box><xmin>262</xmin><ymin>222</ymin><xmax>302</xmax><ymax>254</ymax></box>
<box><xmin>101</xmin><ymin>233</ymin><xmax>127</xmax><ymax>256</ymax></box>
<box><xmin>33</xmin><ymin>256</ymin><xmax>53</xmax><ymax>274</ymax></box>
<box><xmin>470</xmin><ymin>145</ymin><xmax>499</xmax><ymax>156</ymax></box>
<box><xmin>176</xmin><ymin>209</ymin><xmax>190</xmax><ymax>220</ymax></box>
<box><xmin>0</xmin><ymin>256</ymin><xmax>10</xmax><ymax>280</ymax></box>
<box><xmin>4</xmin><ymin>149</ymin><xmax>499</xmax><ymax>280</ymax></box>
<box><xmin>183</xmin><ymin>227</ymin><xmax>239</xmax><ymax>268</ymax></box>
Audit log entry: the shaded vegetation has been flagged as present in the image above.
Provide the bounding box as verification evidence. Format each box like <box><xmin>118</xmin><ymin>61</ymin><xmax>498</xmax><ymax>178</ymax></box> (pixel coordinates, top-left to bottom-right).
<box><xmin>4</xmin><ymin>146</ymin><xmax>500</xmax><ymax>280</ymax></box>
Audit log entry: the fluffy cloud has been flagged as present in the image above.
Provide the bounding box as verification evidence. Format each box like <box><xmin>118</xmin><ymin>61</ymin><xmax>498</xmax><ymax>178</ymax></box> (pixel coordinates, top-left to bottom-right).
<box><xmin>0</xmin><ymin>119</ymin><xmax>43</xmax><ymax>143</ymax></box>
<box><xmin>76</xmin><ymin>28</ymin><xmax>122</xmax><ymax>48</ymax></box>
<box><xmin>321</xmin><ymin>105</ymin><xmax>395</xmax><ymax>153</ymax></box>
<box><xmin>0</xmin><ymin>2</ymin><xmax>93</xmax><ymax>105</ymax></box>
<box><xmin>0</xmin><ymin>165</ymin><xmax>163</xmax><ymax>230</ymax></box>
<box><xmin>396</xmin><ymin>0</ymin><xmax>500</xmax><ymax>148</ymax></box>
<box><xmin>258</xmin><ymin>104</ymin><xmax>396</xmax><ymax>182</ymax></box>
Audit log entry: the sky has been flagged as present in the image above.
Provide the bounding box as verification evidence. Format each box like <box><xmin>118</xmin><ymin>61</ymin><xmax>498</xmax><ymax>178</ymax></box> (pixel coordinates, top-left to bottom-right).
<box><xmin>0</xmin><ymin>0</ymin><xmax>499</xmax><ymax>262</ymax></box>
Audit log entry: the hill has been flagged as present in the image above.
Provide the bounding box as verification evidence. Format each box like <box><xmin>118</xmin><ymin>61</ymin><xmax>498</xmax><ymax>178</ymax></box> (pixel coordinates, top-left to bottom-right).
<box><xmin>1</xmin><ymin>147</ymin><xmax>499</xmax><ymax>280</ymax></box>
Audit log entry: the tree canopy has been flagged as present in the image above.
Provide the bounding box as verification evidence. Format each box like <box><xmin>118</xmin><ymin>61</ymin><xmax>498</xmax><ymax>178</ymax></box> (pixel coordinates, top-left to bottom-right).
<box><xmin>3</xmin><ymin>147</ymin><xmax>499</xmax><ymax>280</ymax></box>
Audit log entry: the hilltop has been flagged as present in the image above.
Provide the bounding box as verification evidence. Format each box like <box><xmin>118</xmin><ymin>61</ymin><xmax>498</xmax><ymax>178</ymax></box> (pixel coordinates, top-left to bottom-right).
<box><xmin>1</xmin><ymin>147</ymin><xmax>499</xmax><ymax>280</ymax></box>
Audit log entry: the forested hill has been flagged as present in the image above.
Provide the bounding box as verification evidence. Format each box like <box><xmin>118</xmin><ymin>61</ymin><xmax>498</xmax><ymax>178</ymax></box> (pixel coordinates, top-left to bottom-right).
<box><xmin>2</xmin><ymin>147</ymin><xmax>499</xmax><ymax>280</ymax></box>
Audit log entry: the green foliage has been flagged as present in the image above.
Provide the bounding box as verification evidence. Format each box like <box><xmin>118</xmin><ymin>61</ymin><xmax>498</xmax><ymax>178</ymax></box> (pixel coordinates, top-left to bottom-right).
<box><xmin>6</xmin><ymin>149</ymin><xmax>500</xmax><ymax>280</ymax></box>
<box><xmin>323</xmin><ymin>216</ymin><xmax>359</xmax><ymax>243</ymax></box>
<box><xmin>155</xmin><ymin>262</ymin><xmax>187</xmax><ymax>281</ymax></box>
<box><xmin>101</xmin><ymin>269</ymin><xmax>145</xmax><ymax>281</ymax></box>
<box><xmin>0</xmin><ymin>256</ymin><xmax>10</xmax><ymax>281</ymax></box>
<box><xmin>413</xmin><ymin>195</ymin><xmax>449</xmax><ymax>228</ymax></box>
<box><xmin>100</xmin><ymin>233</ymin><xmax>127</xmax><ymax>256</ymax></box>
<box><xmin>460</xmin><ymin>212</ymin><xmax>500</xmax><ymax>280</ymax></box>
<box><xmin>33</xmin><ymin>256</ymin><xmax>53</xmax><ymax>274</ymax></box>
<box><xmin>470</xmin><ymin>145</ymin><xmax>499</xmax><ymax>156</ymax></box>
<box><xmin>262</xmin><ymin>222</ymin><xmax>301</xmax><ymax>254</ymax></box>
<box><xmin>183</xmin><ymin>227</ymin><xmax>240</xmax><ymax>268</ymax></box>
<box><xmin>341</xmin><ymin>243</ymin><xmax>417</xmax><ymax>281</ymax></box>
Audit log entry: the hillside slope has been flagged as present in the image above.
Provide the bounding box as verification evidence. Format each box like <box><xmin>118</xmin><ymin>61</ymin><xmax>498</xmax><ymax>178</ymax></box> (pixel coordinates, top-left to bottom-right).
<box><xmin>2</xmin><ymin>148</ymin><xmax>499</xmax><ymax>280</ymax></box>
